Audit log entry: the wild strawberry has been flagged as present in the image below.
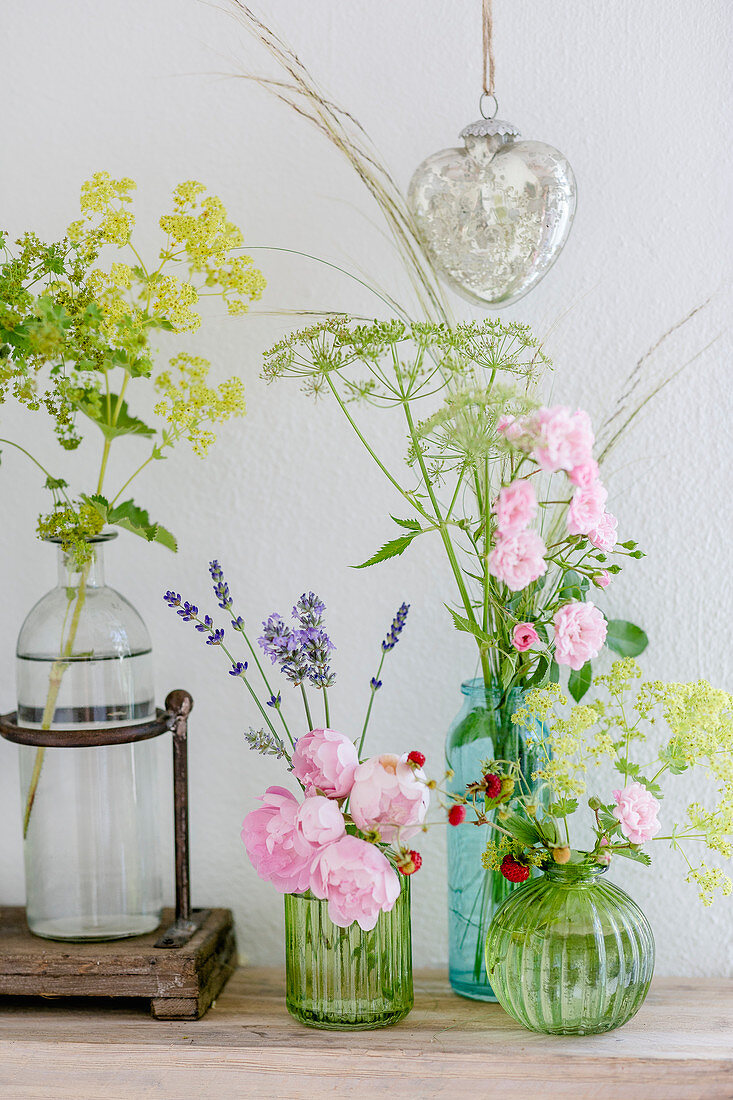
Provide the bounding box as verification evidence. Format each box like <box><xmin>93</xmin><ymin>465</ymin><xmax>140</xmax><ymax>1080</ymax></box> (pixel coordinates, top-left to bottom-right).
<box><xmin>552</xmin><ymin>846</ymin><xmax>571</xmax><ymax>865</ymax></box>
<box><xmin>407</xmin><ymin>750</ymin><xmax>426</xmax><ymax>768</ymax></box>
<box><xmin>397</xmin><ymin>849</ymin><xmax>423</xmax><ymax>875</ymax></box>
<box><xmin>483</xmin><ymin>772</ymin><xmax>502</xmax><ymax>799</ymax></box>
<box><xmin>448</xmin><ymin>804</ymin><xmax>467</xmax><ymax>826</ymax></box>
<box><xmin>500</xmin><ymin>854</ymin><xmax>530</xmax><ymax>883</ymax></box>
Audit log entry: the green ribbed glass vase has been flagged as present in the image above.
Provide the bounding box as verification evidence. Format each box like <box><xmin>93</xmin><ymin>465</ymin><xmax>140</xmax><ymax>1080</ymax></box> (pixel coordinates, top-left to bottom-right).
<box><xmin>284</xmin><ymin>879</ymin><xmax>413</xmax><ymax>1030</ymax></box>
<box><xmin>485</xmin><ymin>864</ymin><xmax>654</xmax><ymax>1035</ymax></box>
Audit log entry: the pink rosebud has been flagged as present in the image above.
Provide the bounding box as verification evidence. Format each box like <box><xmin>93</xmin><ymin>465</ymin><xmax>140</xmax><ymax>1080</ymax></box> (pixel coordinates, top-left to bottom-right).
<box><xmin>531</xmin><ymin>406</ymin><xmax>595</xmax><ymax>473</ymax></box>
<box><xmin>488</xmin><ymin>529</ymin><xmax>547</xmax><ymax>592</ymax></box>
<box><xmin>512</xmin><ymin>622</ymin><xmax>540</xmax><ymax>652</ymax></box>
<box><xmin>567</xmin><ymin>481</ymin><xmax>608</xmax><ymax>536</ymax></box>
<box><xmin>241</xmin><ymin>787</ymin><xmax>315</xmax><ymax>895</ymax></box>
<box><xmin>597</xmin><ymin>837</ymin><xmax>612</xmax><ymax>865</ymax></box>
<box><xmin>553</xmin><ymin>601</ymin><xmax>607</xmax><ymax>670</ymax></box>
<box><xmin>593</xmin><ymin>570</ymin><xmax>611</xmax><ymax>589</ymax></box>
<box><xmin>295</xmin><ymin>795</ymin><xmax>346</xmax><ymax>846</ymax></box>
<box><xmin>587</xmin><ymin>511</ymin><xmax>618</xmax><ymax>552</ymax></box>
<box><xmin>310</xmin><ymin>834</ymin><xmax>400</xmax><ymax>930</ymax></box>
<box><xmin>291</xmin><ymin>728</ymin><xmax>358</xmax><ymax>799</ymax></box>
<box><xmin>612</xmin><ymin>783</ymin><xmax>661</xmax><ymax>845</ymax></box>
<box><xmin>493</xmin><ymin>479</ymin><xmax>537</xmax><ymax>537</ymax></box>
<box><xmin>568</xmin><ymin>458</ymin><xmax>600</xmax><ymax>487</ymax></box>
<box><xmin>349</xmin><ymin>753</ymin><xmax>430</xmax><ymax>843</ymax></box>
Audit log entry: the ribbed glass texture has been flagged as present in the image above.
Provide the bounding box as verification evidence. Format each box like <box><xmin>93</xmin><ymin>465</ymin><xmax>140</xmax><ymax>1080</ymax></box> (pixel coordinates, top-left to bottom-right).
<box><xmin>284</xmin><ymin>879</ymin><xmax>413</xmax><ymax>1030</ymax></box>
<box><xmin>16</xmin><ymin>536</ymin><xmax>162</xmax><ymax>941</ymax></box>
<box><xmin>446</xmin><ymin>679</ymin><xmax>539</xmax><ymax>1001</ymax></box>
<box><xmin>485</xmin><ymin>864</ymin><xmax>655</xmax><ymax>1035</ymax></box>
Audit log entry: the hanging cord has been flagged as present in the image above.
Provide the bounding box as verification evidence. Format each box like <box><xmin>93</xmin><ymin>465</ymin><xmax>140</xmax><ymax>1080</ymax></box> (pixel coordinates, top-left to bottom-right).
<box><xmin>480</xmin><ymin>0</ymin><xmax>498</xmax><ymax>118</ymax></box>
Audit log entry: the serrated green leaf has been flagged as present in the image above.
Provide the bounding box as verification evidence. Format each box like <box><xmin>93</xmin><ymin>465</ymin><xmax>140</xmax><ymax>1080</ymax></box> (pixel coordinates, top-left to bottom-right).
<box><xmin>501</xmin><ymin>813</ymin><xmax>543</xmax><ymax>847</ymax></box>
<box><xmin>525</xmin><ymin>654</ymin><xmax>550</xmax><ymax>689</ymax></box>
<box><xmin>658</xmin><ymin>743</ymin><xmax>689</xmax><ymax>775</ymax></box>
<box><xmin>612</xmin><ymin>846</ymin><xmax>652</xmax><ymax>866</ymax></box>
<box><xmin>614</xmin><ymin>759</ymin><xmax>641</xmax><ymax>779</ymax></box>
<box><xmin>500</xmin><ymin>652</ymin><xmax>518</xmax><ymax>688</ymax></box>
<box><xmin>445</xmin><ymin>606</ymin><xmax>495</xmax><ymax>649</ymax></box>
<box><xmin>353</xmin><ymin>533</ymin><xmax>417</xmax><ymax>568</ymax></box>
<box><xmin>548</xmin><ymin>798</ymin><xmax>579</xmax><ymax>817</ymax></box>
<box><xmin>106</xmin><ymin>499</ymin><xmax>177</xmax><ymax>551</ymax></box>
<box><xmin>598</xmin><ymin>809</ymin><xmax>620</xmax><ymax>832</ymax></box>
<box><xmin>605</xmin><ymin>619</ymin><xmax>649</xmax><ymax>657</ymax></box>
<box><xmin>390</xmin><ymin>515</ymin><xmax>422</xmax><ymax>532</ymax></box>
<box><xmin>568</xmin><ymin>660</ymin><xmax>592</xmax><ymax>702</ymax></box>
<box><xmin>74</xmin><ymin>389</ymin><xmax>155</xmax><ymax>442</ymax></box>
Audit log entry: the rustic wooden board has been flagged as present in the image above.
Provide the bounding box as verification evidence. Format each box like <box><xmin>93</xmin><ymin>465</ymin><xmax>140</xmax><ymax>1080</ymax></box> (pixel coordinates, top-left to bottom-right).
<box><xmin>0</xmin><ymin>968</ymin><xmax>731</xmax><ymax>1099</ymax></box>
<box><xmin>0</xmin><ymin>906</ymin><xmax>236</xmax><ymax>1020</ymax></box>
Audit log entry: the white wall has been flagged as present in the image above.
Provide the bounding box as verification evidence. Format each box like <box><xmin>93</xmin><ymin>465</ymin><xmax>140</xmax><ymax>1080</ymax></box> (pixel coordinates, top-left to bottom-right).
<box><xmin>0</xmin><ymin>0</ymin><xmax>731</xmax><ymax>975</ymax></box>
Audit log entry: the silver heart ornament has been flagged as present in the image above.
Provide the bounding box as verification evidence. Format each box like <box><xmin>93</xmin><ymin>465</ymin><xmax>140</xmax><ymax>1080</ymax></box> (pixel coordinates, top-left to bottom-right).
<box><xmin>408</xmin><ymin>118</ymin><xmax>577</xmax><ymax>308</ymax></box>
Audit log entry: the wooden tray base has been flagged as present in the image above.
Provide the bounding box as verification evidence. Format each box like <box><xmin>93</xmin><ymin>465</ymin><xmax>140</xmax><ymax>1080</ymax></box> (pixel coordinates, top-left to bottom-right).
<box><xmin>0</xmin><ymin>906</ymin><xmax>236</xmax><ymax>1019</ymax></box>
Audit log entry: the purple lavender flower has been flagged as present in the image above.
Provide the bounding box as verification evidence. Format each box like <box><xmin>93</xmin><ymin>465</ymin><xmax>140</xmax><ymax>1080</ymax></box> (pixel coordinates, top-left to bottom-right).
<box><xmin>370</xmin><ymin>676</ymin><xmax>383</xmax><ymax>691</ymax></box>
<box><xmin>229</xmin><ymin>661</ymin><xmax>248</xmax><ymax>676</ymax></box>
<box><xmin>195</xmin><ymin>614</ymin><xmax>214</xmax><ymax>633</ymax></box>
<box><xmin>266</xmin><ymin>693</ymin><xmax>282</xmax><ymax>708</ymax></box>
<box><xmin>382</xmin><ymin>602</ymin><xmax>410</xmax><ymax>652</ymax></box>
<box><xmin>292</xmin><ymin>592</ymin><xmax>336</xmax><ymax>688</ymax></box>
<box><xmin>178</xmin><ymin>601</ymin><xmax>198</xmax><ymax>621</ymax></box>
<box><xmin>209</xmin><ymin>560</ymin><xmax>233</xmax><ymax>612</ymax></box>
<box><xmin>164</xmin><ymin>591</ymin><xmax>181</xmax><ymax>608</ymax></box>
<box><xmin>258</xmin><ymin>613</ymin><xmax>310</xmax><ymax>686</ymax></box>
<box><xmin>206</xmin><ymin>628</ymin><xmax>225</xmax><ymax>646</ymax></box>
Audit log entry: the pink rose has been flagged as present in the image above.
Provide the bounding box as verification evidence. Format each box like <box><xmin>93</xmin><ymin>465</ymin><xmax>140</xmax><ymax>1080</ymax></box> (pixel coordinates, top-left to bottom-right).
<box><xmin>531</xmin><ymin>406</ymin><xmax>595</xmax><ymax>473</ymax></box>
<box><xmin>291</xmin><ymin>728</ymin><xmax>358</xmax><ymax>798</ymax></box>
<box><xmin>349</xmin><ymin>753</ymin><xmax>430</xmax><ymax>843</ymax></box>
<box><xmin>612</xmin><ymin>783</ymin><xmax>661</xmax><ymax>844</ymax></box>
<box><xmin>553</xmin><ymin>601</ymin><xmax>607</xmax><ymax>670</ymax></box>
<box><xmin>593</xmin><ymin>570</ymin><xmax>611</xmax><ymax>589</ymax></box>
<box><xmin>512</xmin><ymin>622</ymin><xmax>540</xmax><ymax>652</ymax></box>
<box><xmin>587</xmin><ymin>511</ymin><xmax>618</xmax><ymax>552</ymax></box>
<box><xmin>295</xmin><ymin>795</ymin><xmax>346</xmax><ymax>847</ymax></box>
<box><xmin>497</xmin><ymin>413</ymin><xmax>528</xmax><ymax>446</ymax></box>
<box><xmin>488</xmin><ymin>529</ymin><xmax>547</xmax><ymax>592</ymax></box>
<box><xmin>310</xmin><ymin>835</ymin><xmax>401</xmax><ymax>930</ymax></box>
<box><xmin>241</xmin><ymin>787</ymin><xmax>314</xmax><ymax>894</ymax></box>
<box><xmin>567</xmin><ymin>482</ymin><xmax>608</xmax><ymax>536</ymax></box>
<box><xmin>493</xmin><ymin>479</ymin><xmax>537</xmax><ymax>536</ymax></box>
<box><xmin>568</xmin><ymin>458</ymin><xmax>600</xmax><ymax>487</ymax></box>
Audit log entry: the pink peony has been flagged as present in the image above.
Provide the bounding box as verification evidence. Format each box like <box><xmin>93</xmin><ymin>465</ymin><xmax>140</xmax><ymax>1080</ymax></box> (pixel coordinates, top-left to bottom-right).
<box><xmin>531</xmin><ymin>406</ymin><xmax>595</xmax><ymax>473</ymax></box>
<box><xmin>566</xmin><ymin>482</ymin><xmax>608</xmax><ymax>536</ymax></box>
<box><xmin>488</xmin><ymin>529</ymin><xmax>547</xmax><ymax>592</ymax></box>
<box><xmin>291</xmin><ymin>728</ymin><xmax>358</xmax><ymax>798</ymax></box>
<box><xmin>349</xmin><ymin>753</ymin><xmax>430</xmax><ymax>843</ymax></box>
<box><xmin>587</xmin><ymin>511</ymin><xmax>618</xmax><ymax>552</ymax></box>
<box><xmin>493</xmin><ymin>479</ymin><xmax>537</xmax><ymax>536</ymax></box>
<box><xmin>241</xmin><ymin>787</ymin><xmax>315</xmax><ymax>894</ymax></box>
<box><xmin>496</xmin><ymin>413</ymin><xmax>527</xmax><ymax>446</ymax></box>
<box><xmin>295</xmin><ymin>795</ymin><xmax>346</xmax><ymax>847</ymax></box>
<box><xmin>310</xmin><ymin>834</ymin><xmax>401</xmax><ymax>930</ymax></box>
<box><xmin>612</xmin><ymin>783</ymin><xmax>661</xmax><ymax>844</ymax></box>
<box><xmin>568</xmin><ymin>458</ymin><xmax>600</xmax><ymax>488</ymax></box>
<box><xmin>553</xmin><ymin>601</ymin><xmax>608</xmax><ymax>670</ymax></box>
<box><xmin>512</xmin><ymin>622</ymin><xmax>540</xmax><ymax>652</ymax></box>
<box><xmin>593</xmin><ymin>570</ymin><xmax>611</xmax><ymax>589</ymax></box>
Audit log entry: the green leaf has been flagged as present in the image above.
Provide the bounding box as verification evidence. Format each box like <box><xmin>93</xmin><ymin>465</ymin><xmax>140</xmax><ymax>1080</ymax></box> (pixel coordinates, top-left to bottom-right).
<box><xmin>525</xmin><ymin>654</ymin><xmax>550</xmax><ymax>689</ymax></box>
<box><xmin>86</xmin><ymin>496</ymin><xmax>177</xmax><ymax>552</ymax></box>
<box><xmin>658</xmin><ymin>743</ymin><xmax>689</xmax><ymax>775</ymax></box>
<box><xmin>500</xmin><ymin>652</ymin><xmax>518</xmax><ymax>688</ymax></box>
<box><xmin>547</xmin><ymin>798</ymin><xmax>579</xmax><ymax>817</ymax></box>
<box><xmin>549</xmin><ymin>660</ymin><xmax>560</xmax><ymax>684</ymax></box>
<box><xmin>390</xmin><ymin>515</ymin><xmax>422</xmax><ymax>532</ymax></box>
<box><xmin>597</xmin><ymin>809</ymin><xmax>620</xmax><ymax>832</ymax></box>
<box><xmin>74</xmin><ymin>389</ymin><xmax>155</xmax><ymax>442</ymax></box>
<box><xmin>445</xmin><ymin>606</ymin><xmax>495</xmax><ymax>649</ymax></box>
<box><xmin>568</xmin><ymin>660</ymin><xmax>592</xmax><ymax>702</ymax></box>
<box><xmin>353</xmin><ymin>533</ymin><xmax>417</xmax><ymax>568</ymax></box>
<box><xmin>612</xmin><ymin>846</ymin><xmax>652</xmax><ymax>866</ymax></box>
<box><xmin>638</xmin><ymin>777</ymin><xmax>664</xmax><ymax>799</ymax></box>
<box><xmin>605</xmin><ymin>619</ymin><xmax>649</xmax><ymax>657</ymax></box>
<box><xmin>501</xmin><ymin>813</ymin><xmax>543</xmax><ymax>847</ymax></box>
<box><xmin>558</xmin><ymin>569</ymin><xmax>589</xmax><ymax>602</ymax></box>
<box><xmin>614</xmin><ymin>759</ymin><xmax>641</xmax><ymax>780</ymax></box>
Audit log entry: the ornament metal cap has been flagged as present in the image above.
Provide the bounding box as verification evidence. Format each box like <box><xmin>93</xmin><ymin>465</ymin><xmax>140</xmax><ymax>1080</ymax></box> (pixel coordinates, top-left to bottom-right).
<box><xmin>460</xmin><ymin>118</ymin><xmax>521</xmax><ymax>140</ymax></box>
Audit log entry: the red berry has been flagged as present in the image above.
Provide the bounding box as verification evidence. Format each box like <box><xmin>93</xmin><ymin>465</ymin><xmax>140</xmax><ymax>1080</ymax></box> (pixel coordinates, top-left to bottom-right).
<box><xmin>398</xmin><ymin>850</ymin><xmax>423</xmax><ymax>876</ymax></box>
<box><xmin>500</xmin><ymin>854</ymin><xmax>531</xmax><ymax>883</ymax></box>
<box><xmin>448</xmin><ymin>804</ymin><xmax>467</xmax><ymax>826</ymax></box>
<box><xmin>407</xmin><ymin>750</ymin><xmax>426</xmax><ymax>768</ymax></box>
<box><xmin>484</xmin><ymin>772</ymin><xmax>502</xmax><ymax>799</ymax></box>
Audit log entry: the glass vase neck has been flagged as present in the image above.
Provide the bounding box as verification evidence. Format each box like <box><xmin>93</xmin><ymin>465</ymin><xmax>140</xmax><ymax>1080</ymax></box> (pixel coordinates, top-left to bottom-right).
<box><xmin>543</xmin><ymin>863</ymin><xmax>608</xmax><ymax>885</ymax></box>
<box><xmin>52</xmin><ymin>534</ymin><xmax>117</xmax><ymax>589</ymax></box>
<box><xmin>461</xmin><ymin>677</ymin><xmax>524</xmax><ymax>708</ymax></box>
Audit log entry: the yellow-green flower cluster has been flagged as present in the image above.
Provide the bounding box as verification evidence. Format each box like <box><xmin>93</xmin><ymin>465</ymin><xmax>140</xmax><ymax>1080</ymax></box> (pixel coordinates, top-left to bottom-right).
<box><xmin>154</xmin><ymin>353</ymin><xmax>246</xmax><ymax>457</ymax></box>
<box><xmin>482</xmin><ymin>835</ymin><xmax>548</xmax><ymax>871</ymax></box>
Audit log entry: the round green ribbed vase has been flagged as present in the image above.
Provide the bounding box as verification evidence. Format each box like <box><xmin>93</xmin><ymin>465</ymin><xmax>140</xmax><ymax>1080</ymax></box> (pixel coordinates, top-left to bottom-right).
<box><xmin>284</xmin><ymin>879</ymin><xmax>413</xmax><ymax>1030</ymax></box>
<box><xmin>485</xmin><ymin>863</ymin><xmax>654</xmax><ymax>1035</ymax></box>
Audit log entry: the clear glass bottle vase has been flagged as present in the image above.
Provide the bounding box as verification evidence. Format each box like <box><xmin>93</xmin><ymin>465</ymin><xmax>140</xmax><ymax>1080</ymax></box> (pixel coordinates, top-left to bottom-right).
<box><xmin>284</xmin><ymin>879</ymin><xmax>413</xmax><ymax>1029</ymax></box>
<box><xmin>15</xmin><ymin>534</ymin><xmax>163</xmax><ymax>941</ymax></box>
<box><xmin>485</xmin><ymin>863</ymin><xmax>655</xmax><ymax>1035</ymax></box>
<box><xmin>445</xmin><ymin>677</ymin><xmax>538</xmax><ymax>1001</ymax></box>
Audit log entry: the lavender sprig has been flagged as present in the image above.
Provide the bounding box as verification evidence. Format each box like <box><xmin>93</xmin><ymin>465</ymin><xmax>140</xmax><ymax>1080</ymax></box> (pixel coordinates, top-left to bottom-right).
<box><xmin>244</xmin><ymin>727</ymin><xmax>289</xmax><ymax>761</ymax></box>
<box><xmin>359</xmin><ymin>601</ymin><xmax>411</xmax><ymax>755</ymax></box>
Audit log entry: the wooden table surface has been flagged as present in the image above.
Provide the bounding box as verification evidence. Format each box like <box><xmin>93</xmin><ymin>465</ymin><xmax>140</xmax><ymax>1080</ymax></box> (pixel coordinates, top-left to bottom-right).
<box><xmin>1</xmin><ymin>969</ymin><xmax>732</xmax><ymax>1099</ymax></box>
